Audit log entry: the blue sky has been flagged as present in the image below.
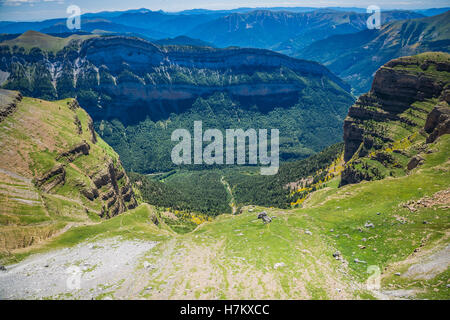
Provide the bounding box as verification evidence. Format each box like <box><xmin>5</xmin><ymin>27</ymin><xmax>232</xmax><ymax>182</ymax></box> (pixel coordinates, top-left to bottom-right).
<box><xmin>0</xmin><ymin>0</ymin><xmax>449</xmax><ymax>21</ymax></box>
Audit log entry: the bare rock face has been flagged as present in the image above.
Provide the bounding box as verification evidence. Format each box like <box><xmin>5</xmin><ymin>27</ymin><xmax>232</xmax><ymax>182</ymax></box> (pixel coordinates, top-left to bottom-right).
<box><xmin>0</xmin><ymin>90</ymin><xmax>22</xmax><ymax>122</ymax></box>
<box><xmin>74</xmin><ymin>115</ymin><xmax>83</xmax><ymax>135</ymax></box>
<box><xmin>407</xmin><ymin>155</ymin><xmax>425</xmax><ymax>171</ymax></box>
<box><xmin>35</xmin><ymin>164</ymin><xmax>66</xmax><ymax>193</ymax></box>
<box><xmin>92</xmin><ymin>160</ymin><xmax>137</xmax><ymax>217</ymax></box>
<box><xmin>57</xmin><ymin>141</ymin><xmax>90</xmax><ymax>161</ymax></box>
<box><xmin>87</xmin><ymin>117</ymin><xmax>97</xmax><ymax>143</ymax></box>
<box><xmin>424</xmin><ymin>104</ymin><xmax>450</xmax><ymax>143</ymax></box>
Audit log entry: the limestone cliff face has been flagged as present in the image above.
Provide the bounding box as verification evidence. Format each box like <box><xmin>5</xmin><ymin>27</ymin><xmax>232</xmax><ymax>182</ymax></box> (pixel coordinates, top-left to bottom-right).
<box><xmin>0</xmin><ymin>35</ymin><xmax>350</xmax><ymax>121</ymax></box>
<box><xmin>341</xmin><ymin>52</ymin><xmax>450</xmax><ymax>186</ymax></box>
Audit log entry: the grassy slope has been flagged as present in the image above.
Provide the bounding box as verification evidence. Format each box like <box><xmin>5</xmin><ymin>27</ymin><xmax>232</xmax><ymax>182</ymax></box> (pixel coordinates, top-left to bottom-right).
<box><xmin>1</xmin><ymin>30</ymin><xmax>96</xmax><ymax>53</ymax></box>
<box><xmin>3</xmin><ymin>135</ymin><xmax>448</xmax><ymax>299</ymax></box>
<box><xmin>0</xmin><ymin>92</ymin><xmax>130</xmax><ymax>253</ymax></box>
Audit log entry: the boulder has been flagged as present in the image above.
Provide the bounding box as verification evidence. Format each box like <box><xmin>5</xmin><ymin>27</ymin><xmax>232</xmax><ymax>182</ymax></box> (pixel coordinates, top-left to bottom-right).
<box><xmin>257</xmin><ymin>211</ymin><xmax>272</xmax><ymax>224</ymax></box>
<box><xmin>364</xmin><ymin>222</ymin><xmax>375</xmax><ymax>228</ymax></box>
<box><xmin>407</xmin><ymin>155</ymin><xmax>424</xmax><ymax>170</ymax></box>
<box><xmin>424</xmin><ymin>105</ymin><xmax>450</xmax><ymax>143</ymax></box>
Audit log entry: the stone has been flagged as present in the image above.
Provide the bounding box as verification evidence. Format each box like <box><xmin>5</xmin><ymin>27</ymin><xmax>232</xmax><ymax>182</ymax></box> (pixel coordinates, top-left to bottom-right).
<box><xmin>0</xmin><ymin>265</ymin><xmax>6</xmax><ymax>272</ymax></box>
<box><xmin>305</xmin><ymin>230</ymin><xmax>312</xmax><ymax>235</ymax></box>
<box><xmin>424</xmin><ymin>104</ymin><xmax>450</xmax><ymax>143</ymax></box>
<box><xmin>407</xmin><ymin>155</ymin><xmax>425</xmax><ymax>170</ymax></box>
<box><xmin>394</xmin><ymin>272</ymin><xmax>401</xmax><ymax>276</ymax></box>
<box><xmin>274</xmin><ymin>262</ymin><xmax>286</xmax><ymax>269</ymax></box>
<box><xmin>364</xmin><ymin>222</ymin><xmax>375</xmax><ymax>228</ymax></box>
<box><xmin>354</xmin><ymin>258</ymin><xmax>367</xmax><ymax>264</ymax></box>
<box><xmin>257</xmin><ymin>211</ymin><xmax>272</xmax><ymax>224</ymax></box>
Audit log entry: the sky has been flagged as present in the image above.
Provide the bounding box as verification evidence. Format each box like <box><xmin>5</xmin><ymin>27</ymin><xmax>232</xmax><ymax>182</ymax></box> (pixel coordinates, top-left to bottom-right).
<box><xmin>0</xmin><ymin>0</ymin><xmax>449</xmax><ymax>21</ymax></box>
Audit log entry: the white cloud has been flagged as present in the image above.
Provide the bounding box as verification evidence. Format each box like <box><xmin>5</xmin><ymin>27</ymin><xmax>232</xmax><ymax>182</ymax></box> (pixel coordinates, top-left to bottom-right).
<box><xmin>0</xmin><ymin>0</ymin><xmax>62</xmax><ymax>6</ymax></box>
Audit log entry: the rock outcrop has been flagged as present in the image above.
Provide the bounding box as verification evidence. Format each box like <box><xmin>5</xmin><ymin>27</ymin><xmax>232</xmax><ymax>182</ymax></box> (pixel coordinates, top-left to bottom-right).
<box><xmin>407</xmin><ymin>155</ymin><xmax>425</xmax><ymax>171</ymax></box>
<box><xmin>57</xmin><ymin>141</ymin><xmax>90</xmax><ymax>161</ymax></box>
<box><xmin>344</xmin><ymin>54</ymin><xmax>450</xmax><ymax>162</ymax></box>
<box><xmin>424</xmin><ymin>104</ymin><xmax>450</xmax><ymax>143</ymax></box>
<box><xmin>0</xmin><ymin>89</ymin><xmax>22</xmax><ymax>122</ymax></box>
<box><xmin>91</xmin><ymin>159</ymin><xmax>137</xmax><ymax>217</ymax></box>
<box><xmin>341</xmin><ymin>52</ymin><xmax>450</xmax><ymax>186</ymax></box>
<box><xmin>35</xmin><ymin>164</ymin><xmax>66</xmax><ymax>193</ymax></box>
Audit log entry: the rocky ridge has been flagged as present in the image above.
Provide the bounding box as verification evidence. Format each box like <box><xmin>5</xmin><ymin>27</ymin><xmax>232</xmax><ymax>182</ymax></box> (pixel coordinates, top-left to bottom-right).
<box><xmin>341</xmin><ymin>52</ymin><xmax>450</xmax><ymax>186</ymax></box>
<box><xmin>0</xmin><ymin>33</ymin><xmax>351</xmax><ymax>121</ymax></box>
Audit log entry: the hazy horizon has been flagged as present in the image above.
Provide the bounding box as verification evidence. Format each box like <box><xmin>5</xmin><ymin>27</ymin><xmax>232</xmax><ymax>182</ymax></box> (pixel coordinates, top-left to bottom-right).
<box><xmin>0</xmin><ymin>0</ymin><xmax>449</xmax><ymax>22</ymax></box>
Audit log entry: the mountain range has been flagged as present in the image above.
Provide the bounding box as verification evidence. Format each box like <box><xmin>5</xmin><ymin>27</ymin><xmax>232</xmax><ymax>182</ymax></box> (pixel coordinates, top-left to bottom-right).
<box><xmin>296</xmin><ymin>11</ymin><xmax>450</xmax><ymax>94</ymax></box>
<box><xmin>0</xmin><ymin>8</ymin><xmax>424</xmax><ymax>50</ymax></box>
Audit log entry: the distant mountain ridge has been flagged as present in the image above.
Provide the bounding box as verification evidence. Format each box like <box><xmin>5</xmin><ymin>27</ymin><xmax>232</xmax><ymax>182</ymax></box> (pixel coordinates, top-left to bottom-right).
<box><xmin>296</xmin><ymin>11</ymin><xmax>450</xmax><ymax>94</ymax></box>
<box><xmin>185</xmin><ymin>9</ymin><xmax>423</xmax><ymax>50</ymax></box>
<box><xmin>0</xmin><ymin>8</ymin><xmax>423</xmax><ymax>50</ymax></box>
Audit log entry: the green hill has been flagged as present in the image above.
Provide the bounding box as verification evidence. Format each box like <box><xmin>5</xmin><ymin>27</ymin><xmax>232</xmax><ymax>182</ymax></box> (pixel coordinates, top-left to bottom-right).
<box><xmin>1</xmin><ymin>30</ymin><xmax>96</xmax><ymax>53</ymax></box>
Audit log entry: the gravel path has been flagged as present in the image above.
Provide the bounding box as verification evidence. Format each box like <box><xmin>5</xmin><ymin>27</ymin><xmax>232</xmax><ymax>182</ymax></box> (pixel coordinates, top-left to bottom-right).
<box><xmin>0</xmin><ymin>237</ymin><xmax>157</xmax><ymax>300</ymax></box>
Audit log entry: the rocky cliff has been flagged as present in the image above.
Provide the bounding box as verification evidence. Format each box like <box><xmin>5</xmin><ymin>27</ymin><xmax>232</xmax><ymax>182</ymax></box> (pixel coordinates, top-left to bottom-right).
<box><xmin>0</xmin><ymin>32</ymin><xmax>355</xmax><ymax>172</ymax></box>
<box><xmin>341</xmin><ymin>52</ymin><xmax>450</xmax><ymax>186</ymax></box>
<box><xmin>0</xmin><ymin>90</ymin><xmax>137</xmax><ymax>251</ymax></box>
<box><xmin>0</xmin><ymin>33</ymin><xmax>350</xmax><ymax>120</ymax></box>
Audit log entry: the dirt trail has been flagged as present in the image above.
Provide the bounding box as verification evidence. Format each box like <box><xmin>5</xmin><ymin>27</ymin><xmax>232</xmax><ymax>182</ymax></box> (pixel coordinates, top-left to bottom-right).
<box><xmin>221</xmin><ymin>176</ymin><xmax>237</xmax><ymax>214</ymax></box>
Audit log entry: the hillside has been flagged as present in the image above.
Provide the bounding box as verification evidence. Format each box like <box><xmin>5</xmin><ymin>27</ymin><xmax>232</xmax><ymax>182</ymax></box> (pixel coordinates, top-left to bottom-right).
<box><xmin>0</xmin><ymin>89</ymin><xmax>137</xmax><ymax>254</ymax></box>
<box><xmin>0</xmin><ymin>33</ymin><xmax>354</xmax><ymax>172</ymax></box>
<box><xmin>1</xmin><ymin>121</ymin><xmax>449</xmax><ymax>300</ymax></box>
<box><xmin>0</xmin><ymin>30</ymin><xmax>97</xmax><ymax>53</ymax></box>
<box><xmin>297</xmin><ymin>11</ymin><xmax>450</xmax><ymax>94</ymax></box>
